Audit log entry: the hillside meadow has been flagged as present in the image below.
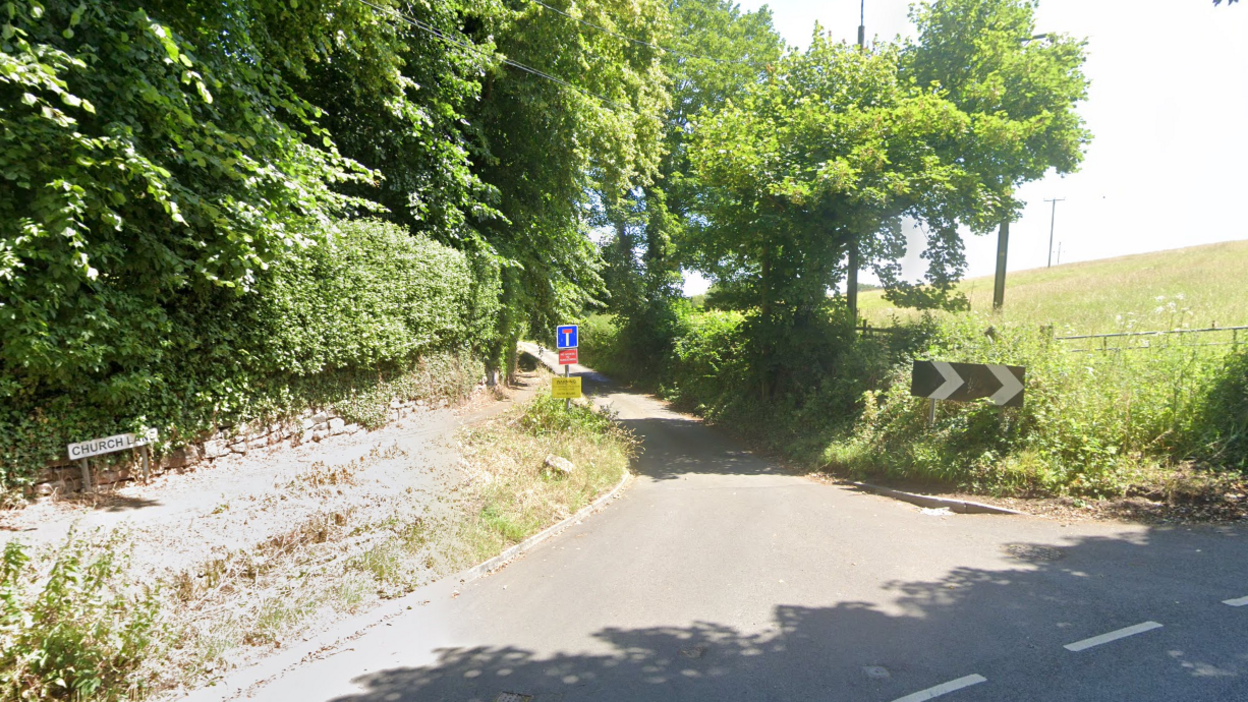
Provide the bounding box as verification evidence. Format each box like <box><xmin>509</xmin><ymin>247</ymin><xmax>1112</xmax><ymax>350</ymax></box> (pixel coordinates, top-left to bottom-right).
<box><xmin>858</xmin><ymin>240</ymin><xmax>1248</xmax><ymax>335</ymax></box>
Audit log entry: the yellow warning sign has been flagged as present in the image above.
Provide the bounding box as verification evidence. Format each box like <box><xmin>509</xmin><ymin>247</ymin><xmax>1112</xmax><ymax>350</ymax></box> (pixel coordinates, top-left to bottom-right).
<box><xmin>551</xmin><ymin>377</ymin><xmax>582</xmax><ymax>399</ymax></box>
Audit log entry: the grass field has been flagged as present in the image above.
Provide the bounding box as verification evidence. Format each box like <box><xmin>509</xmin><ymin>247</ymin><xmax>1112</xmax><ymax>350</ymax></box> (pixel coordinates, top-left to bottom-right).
<box><xmin>859</xmin><ymin>239</ymin><xmax>1248</xmax><ymax>335</ymax></box>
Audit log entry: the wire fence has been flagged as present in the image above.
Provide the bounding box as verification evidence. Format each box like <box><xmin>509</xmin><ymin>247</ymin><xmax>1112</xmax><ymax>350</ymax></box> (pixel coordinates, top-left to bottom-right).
<box><xmin>1055</xmin><ymin>325</ymin><xmax>1248</xmax><ymax>353</ymax></box>
<box><xmin>856</xmin><ymin>320</ymin><xmax>1247</xmax><ymax>353</ymax></box>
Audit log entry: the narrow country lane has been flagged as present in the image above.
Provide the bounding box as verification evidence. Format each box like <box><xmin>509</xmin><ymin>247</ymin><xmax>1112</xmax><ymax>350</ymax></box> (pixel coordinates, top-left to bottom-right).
<box><xmin>223</xmin><ymin>351</ymin><xmax>1248</xmax><ymax>702</ymax></box>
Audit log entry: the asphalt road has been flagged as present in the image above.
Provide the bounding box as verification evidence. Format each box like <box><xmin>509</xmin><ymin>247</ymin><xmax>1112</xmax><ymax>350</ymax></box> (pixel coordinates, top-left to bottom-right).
<box><xmin>232</xmin><ymin>349</ymin><xmax>1248</xmax><ymax>702</ymax></box>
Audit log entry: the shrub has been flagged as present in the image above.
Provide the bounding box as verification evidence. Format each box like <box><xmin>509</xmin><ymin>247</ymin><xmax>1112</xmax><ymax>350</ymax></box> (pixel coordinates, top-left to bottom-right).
<box><xmin>0</xmin><ymin>537</ymin><xmax>161</xmax><ymax>701</ymax></box>
<box><xmin>829</xmin><ymin>315</ymin><xmax>1239</xmax><ymax>496</ymax></box>
<box><xmin>1188</xmin><ymin>346</ymin><xmax>1248</xmax><ymax>470</ymax></box>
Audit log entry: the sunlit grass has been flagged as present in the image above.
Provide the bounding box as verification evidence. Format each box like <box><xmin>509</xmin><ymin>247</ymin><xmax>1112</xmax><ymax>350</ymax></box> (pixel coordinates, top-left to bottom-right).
<box><xmin>859</xmin><ymin>239</ymin><xmax>1248</xmax><ymax>335</ymax></box>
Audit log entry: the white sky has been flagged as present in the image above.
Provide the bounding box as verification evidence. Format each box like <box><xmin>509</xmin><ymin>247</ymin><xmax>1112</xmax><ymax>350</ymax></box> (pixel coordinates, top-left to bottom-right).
<box><xmin>683</xmin><ymin>0</ymin><xmax>1248</xmax><ymax>295</ymax></box>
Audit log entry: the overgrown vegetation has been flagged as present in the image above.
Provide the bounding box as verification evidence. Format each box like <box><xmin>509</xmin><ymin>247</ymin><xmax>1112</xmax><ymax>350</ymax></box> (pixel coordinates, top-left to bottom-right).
<box><xmin>829</xmin><ymin>316</ymin><xmax>1248</xmax><ymax>496</ymax></box>
<box><xmin>1</xmin><ymin>536</ymin><xmax>161</xmax><ymax>701</ymax></box>
<box><xmin>588</xmin><ymin>260</ymin><xmax>1248</xmax><ymax>501</ymax></box>
<box><xmin>456</xmin><ymin>393</ymin><xmax>636</xmax><ymax>562</ymax></box>
<box><xmin>2</xmin><ymin>0</ymin><xmax>674</xmax><ymax>491</ymax></box>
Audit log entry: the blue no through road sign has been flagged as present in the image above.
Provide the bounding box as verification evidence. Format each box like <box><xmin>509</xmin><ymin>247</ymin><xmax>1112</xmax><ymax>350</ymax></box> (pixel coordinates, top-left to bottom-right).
<box><xmin>556</xmin><ymin>324</ymin><xmax>579</xmax><ymax>349</ymax></box>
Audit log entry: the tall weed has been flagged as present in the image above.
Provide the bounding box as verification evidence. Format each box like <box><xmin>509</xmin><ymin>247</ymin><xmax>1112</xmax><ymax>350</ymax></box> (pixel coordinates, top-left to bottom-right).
<box><xmin>0</xmin><ymin>537</ymin><xmax>160</xmax><ymax>701</ymax></box>
<box><xmin>829</xmin><ymin>315</ymin><xmax>1241</xmax><ymax>496</ymax></box>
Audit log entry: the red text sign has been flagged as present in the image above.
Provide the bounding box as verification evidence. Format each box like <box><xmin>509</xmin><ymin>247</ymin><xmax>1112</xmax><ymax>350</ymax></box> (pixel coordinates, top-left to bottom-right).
<box><xmin>558</xmin><ymin>348</ymin><xmax>578</xmax><ymax>365</ymax></box>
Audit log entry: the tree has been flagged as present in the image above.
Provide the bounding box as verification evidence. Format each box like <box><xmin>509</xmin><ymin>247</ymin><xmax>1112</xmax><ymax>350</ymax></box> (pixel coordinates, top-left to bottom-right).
<box><xmin>687</xmin><ymin>0</ymin><xmax>1090</xmax><ymax>396</ymax></box>
<box><xmin>460</xmin><ymin>0</ymin><xmax>671</xmax><ymax>377</ymax></box>
<box><xmin>597</xmin><ymin>0</ymin><xmax>783</xmax><ymax>376</ymax></box>
<box><xmin>899</xmin><ymin>0</ymin><xmax>1090</xmax><ymax>305</ymax></box>
<box><xmin>690</xmin><ymin>38</ymin><xmax>981</xmax><ymax>393</ymax></box>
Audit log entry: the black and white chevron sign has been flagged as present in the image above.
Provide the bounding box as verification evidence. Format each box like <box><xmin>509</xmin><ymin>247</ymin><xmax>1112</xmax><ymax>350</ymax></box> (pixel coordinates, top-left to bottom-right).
<box><xmin>910</xmin><ymin>361</ymin><xmax>1026</xmax><ymax>408</ymax></box>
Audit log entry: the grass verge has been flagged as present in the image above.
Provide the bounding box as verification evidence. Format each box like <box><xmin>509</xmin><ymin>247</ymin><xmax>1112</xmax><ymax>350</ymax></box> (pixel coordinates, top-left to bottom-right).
<box><xmin>454</xmin><ymin>392</ymin><xmax>636</xmax><ymax>565</ymax></box>
<box><xmin>0</xmin><ymin>387</ymin><xmax>635</xmax><ymax>700</ymax></box>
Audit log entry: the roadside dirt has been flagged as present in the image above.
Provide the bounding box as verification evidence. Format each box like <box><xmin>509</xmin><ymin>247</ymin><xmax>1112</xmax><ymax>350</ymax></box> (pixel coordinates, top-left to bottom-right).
<box><xmin>0</xmin><ymin>371</ymin><xmax>548</xmax><ymax>576</ymax></box>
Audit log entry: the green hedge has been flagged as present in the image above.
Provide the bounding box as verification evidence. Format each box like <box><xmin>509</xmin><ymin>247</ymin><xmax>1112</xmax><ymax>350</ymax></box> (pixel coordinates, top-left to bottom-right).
<box><xmin>0</xmin><ymin>220</ymin><xmax>500</xmax><ymax>491</ymax></box>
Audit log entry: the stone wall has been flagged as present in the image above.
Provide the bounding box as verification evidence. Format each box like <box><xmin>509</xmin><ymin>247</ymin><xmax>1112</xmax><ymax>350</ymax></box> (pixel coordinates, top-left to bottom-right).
<box><xmin>31</xmin><ymin>396</ymin><xmax>449</xmax><ymax>496</ymax></box>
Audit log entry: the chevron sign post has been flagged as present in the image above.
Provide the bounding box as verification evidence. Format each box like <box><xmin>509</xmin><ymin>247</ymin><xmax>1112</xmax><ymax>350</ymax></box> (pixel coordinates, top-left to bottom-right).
<box><xmin>911</xmin><ymin>361</ymin><xmax>1026</xmax><ymax>408</ymax></box>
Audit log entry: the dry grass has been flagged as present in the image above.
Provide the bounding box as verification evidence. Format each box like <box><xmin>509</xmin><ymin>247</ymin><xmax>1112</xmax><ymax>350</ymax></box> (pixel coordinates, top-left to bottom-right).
<box><xmin>859</xmin><ymin>239</ymin><xmax>1248</xmax><ymax>334</ymax></box>
<box><xmin>453</xmin><ymin>394</ymin><xmax>636</xmax><ymax>564</ymax></box>
<box><xmin>1</xmin><ymin>388</ymin><xmax>638</xmax><ymax>699</ymax></box>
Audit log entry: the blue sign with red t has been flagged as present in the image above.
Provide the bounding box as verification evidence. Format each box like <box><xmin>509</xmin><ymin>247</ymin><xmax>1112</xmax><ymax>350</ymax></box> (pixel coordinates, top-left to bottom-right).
<box><xmin>556</xmin><ymin>325</ymin><xmax>579</xmax><ymax>349</ymax></box>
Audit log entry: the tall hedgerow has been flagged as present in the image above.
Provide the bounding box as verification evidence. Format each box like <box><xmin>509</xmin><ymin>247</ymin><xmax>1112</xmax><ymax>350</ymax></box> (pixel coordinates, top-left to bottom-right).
<box><xmin>0</xmin><ymin>220</ymin><xmax>500</xmax><ymax>490</ymax></box>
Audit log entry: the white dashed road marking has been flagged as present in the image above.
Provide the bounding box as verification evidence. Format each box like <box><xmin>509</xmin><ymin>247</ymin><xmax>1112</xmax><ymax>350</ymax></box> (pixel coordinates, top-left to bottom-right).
<box><xmin>1063</xmin><ymin>621</ymin><xmax>1164</xmax><ymax>652</ymax></box>
<box><xmin>890</xmin><ymin>674</ymin><xmax>987</xmax><ymax>702</ymax></box>
<box><xmin>1222</xmin><ymin>596</ymin><xmax>1248</xmax><ymax>607</ymax></box>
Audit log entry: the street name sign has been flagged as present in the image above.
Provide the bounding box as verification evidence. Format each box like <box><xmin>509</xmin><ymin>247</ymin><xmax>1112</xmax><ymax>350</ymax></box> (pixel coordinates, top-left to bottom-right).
<box><xmin>911</xmin><ymin>361</ymin><xmax>1025</xmax><ymax>408</ymax></box>
<box><xmin>556</xmin><ymin>324</ymin><xmax>579</xmax><ymax>349</ymax></box>
<box><xmin>67</xmin><ymin>429</ymin><xmax>158</xmax><ymax>461</ymax></box>
<box><xmin>558</xmin><ymin>348</ymin><xmax>578</xmax><ymax>365</ymax></box>
<box><xmin>552</xmin><ymin>377</ymin><xmax>582</xmax><ymax>399</ymax></box>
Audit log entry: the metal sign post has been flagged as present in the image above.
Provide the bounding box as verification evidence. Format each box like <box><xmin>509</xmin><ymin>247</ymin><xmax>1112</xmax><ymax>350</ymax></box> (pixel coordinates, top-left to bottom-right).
<box><xmin>555</xmin><ymin>325</ymin><xmax>580</xmax><ymax>409</ymax></box>
<box><xmin>66</xmin><ymin>429</ymin><xmax>158</xmax><ymax>491</ymax></box>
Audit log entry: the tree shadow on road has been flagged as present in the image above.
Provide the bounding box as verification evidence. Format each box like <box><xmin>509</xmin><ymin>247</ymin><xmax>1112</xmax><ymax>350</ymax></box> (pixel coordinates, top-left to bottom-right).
<box><xmin>326</xmin><ymin>528</ymin><xmax>1248</xmax><ymax>702</ymax></box>
<box><xmin>615</xmin><ymin>415</ymin><xmax>783</xmax><ymax>481</ymax></box>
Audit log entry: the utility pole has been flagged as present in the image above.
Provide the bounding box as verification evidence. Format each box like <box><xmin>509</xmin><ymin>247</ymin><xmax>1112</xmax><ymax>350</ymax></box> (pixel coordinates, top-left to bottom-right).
<box><xmin>992</xmin><ymin>219</ymin><xmax>1009</xmax><ymax>310</ymax></box>
<box><xmin>1044</xmin><ymin>197</ymin><xmax>1064</xmax><ymax>268</ymax></box>
<box><xmin>847</xmin><ymin>0</ymin><xmax>865</xmax><ymax>320</ymax></box>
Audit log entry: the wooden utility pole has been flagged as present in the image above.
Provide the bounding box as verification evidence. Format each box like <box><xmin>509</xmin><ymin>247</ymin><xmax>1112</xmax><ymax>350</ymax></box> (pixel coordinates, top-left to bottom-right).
<box><xmin>992</xmin><ymin>220</ymin><xmax>1009</xmax><ymax>310</ymax></box>
<box><xmin>847</xmin><ymin>0</ymin><xmax>866</xmax><ymax>320</ymax></box>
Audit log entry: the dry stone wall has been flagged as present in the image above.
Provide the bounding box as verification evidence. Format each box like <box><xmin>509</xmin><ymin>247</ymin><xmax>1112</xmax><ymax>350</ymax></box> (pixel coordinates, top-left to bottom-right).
<box><xmin>30</xmin><ymin>396</ymin><xmax>451</xmax><ymax>496</ymax></box>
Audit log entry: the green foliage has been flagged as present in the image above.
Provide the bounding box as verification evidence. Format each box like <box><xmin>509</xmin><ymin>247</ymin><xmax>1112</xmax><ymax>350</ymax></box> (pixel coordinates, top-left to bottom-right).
<box><xmin>1190</xmin><ymin>347</ymin><xmax>1248</xmax><ymax>470</ymax></box>
<box><xmin>463</xmin><ymin>0</ymin><xmax>672</xmax><ymax>371</ymax></box>
<box><xmin>0</xmin><ymin>537</ymin><xmax>161</xmax><ymax>701</ymax></box>
<box><xmin>518</xmin><ymin>394</ymin><xmax>617</xmax><ymax>440</ymax></box>
<box><xmin>597</xmin><ymin>0</ymin><xmax>783</xmax><ymax>382</ymax></box>
<box><xmin>0</xmin><ymin>220</ymin><xmax>495</xmax><ymax>490</ymax></box>
<box><xmin>584</xmin><ymin>304</ymin><xmax>921</xmax><ymax>459</ymax></box>
<box><xmin>242</xmin><ymin>220</ymin><xmax>499</xmax><ymax>375</ymax></box>
<box><xmin>685</xmin><ymin>0</ymin><xmax>1090</xmax><ymax>347</ymax></box>
<box><xmin>0</xmin><ymin>0</ymin><xmax>377</xmax><ymax>395</ymax></box>
<box><xmin>831</xmin><ymin>318</ymin><xmax>1243</xmax><ymax>496</ymax></box>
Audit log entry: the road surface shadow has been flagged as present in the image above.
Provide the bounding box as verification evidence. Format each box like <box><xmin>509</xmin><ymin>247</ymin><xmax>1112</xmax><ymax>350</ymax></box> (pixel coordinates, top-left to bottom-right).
<box><xmin>616</xmin><ymin>415</ymin><xmax>781</xmax><ymax>481</ymax></box>
<box><xmin>327</xmin><ymin>528</ymin><xmax>1248</xmax><ymax>702</ymax></box>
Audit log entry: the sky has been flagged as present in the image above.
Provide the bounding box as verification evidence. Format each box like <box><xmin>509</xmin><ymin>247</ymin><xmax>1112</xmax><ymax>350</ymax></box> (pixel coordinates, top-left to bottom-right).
<box><xmin>683</xmin><ymin>0</ymin><xmax>1248</xmax><ymax>295</ymax></box>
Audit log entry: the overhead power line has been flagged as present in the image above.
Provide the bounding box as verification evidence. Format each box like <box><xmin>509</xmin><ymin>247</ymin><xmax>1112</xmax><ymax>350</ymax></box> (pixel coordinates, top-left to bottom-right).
<box><xmin>350</xmin><ymin>0</ymin><xmax>634</xmax><ymax>112</ymax></box>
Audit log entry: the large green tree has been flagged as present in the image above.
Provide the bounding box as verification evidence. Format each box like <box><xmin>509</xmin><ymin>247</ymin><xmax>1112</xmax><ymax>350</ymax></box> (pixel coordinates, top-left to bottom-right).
<box><xmin>598</xmin><ymin>0</ymin><xmax>783</xmax><ymax>374</ymax></box>
<box><xmin>460</xmin><ymin>0</ymin><xmax>670</xmax><ymax>376</ymax></box>
<box><xmin>687</xmin><ymin>0</ymin><xmax>1089</xmax><ymax>394</ymax></box>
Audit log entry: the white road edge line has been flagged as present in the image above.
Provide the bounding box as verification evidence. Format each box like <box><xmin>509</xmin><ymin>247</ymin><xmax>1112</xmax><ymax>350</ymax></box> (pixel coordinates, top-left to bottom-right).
<box><xmin>1223</xmin><ymin>596</ymin><xmax>1248</xmax><ymax>607</ymax></box>
<box><xmin>1064</xmin><ymin>621</ymin><xmax>1163</xmax><ymax>652</ymax></box>
<box><xmin>890</xmin><ymin>674</ymin><xmax>987</xmax><ymax>702</ymax></box>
